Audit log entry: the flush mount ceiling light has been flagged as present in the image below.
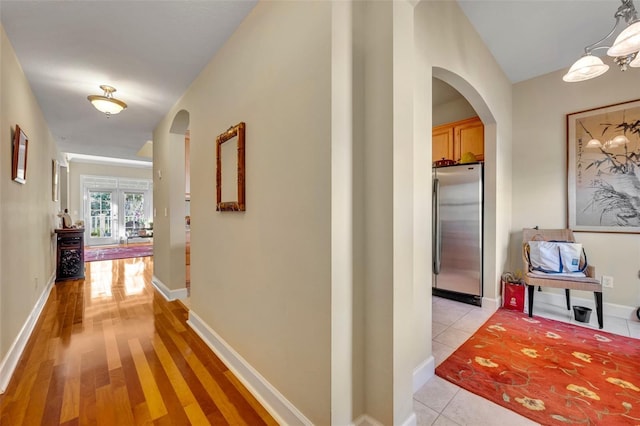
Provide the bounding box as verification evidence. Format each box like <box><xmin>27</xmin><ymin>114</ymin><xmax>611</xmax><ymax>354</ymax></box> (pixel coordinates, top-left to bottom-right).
<box><xmin>563</xmin><ymin>0</ymin><xmax>640</xmax><ymax>82</ymax></box>
<box><xmin>87</xmin><ymin>85</ymin><xmax>127</xmax><ymax>115</ymax></box>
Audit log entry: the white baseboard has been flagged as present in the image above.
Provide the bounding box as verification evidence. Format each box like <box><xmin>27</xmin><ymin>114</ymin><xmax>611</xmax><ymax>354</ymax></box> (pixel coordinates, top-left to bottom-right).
<box><xmin>532</xmin><ymin>290</ymin><xmax>637</xmax><ymax>321</ymax></box>
<box><xmin>482</xmin><ymin>296</ymin><xmax>501</xmax><ymax>312</ymax></box>
<box><xmin>412</xmin><ymin>356</ymin><xmax>434</xmax><ymax>393</ymax></box>
<box><xmin>353</xmin><ymin>414</ymin><xmax>384</xmax><ymax>426</ymax></box>
<box><xmin>187</xmin><ymin>311</ymin><xmax>312</xmax><ymax>426</ymax></box>
<box><xmin>353</xmin><ymin>412</ymin><xmax>416</xmax><ymax>426</ymax></box>
<box><xmin>351</xmin><ymin>361</ymin><xmax>424</xmax><ymax>426</ymax></box>
<box><xmin>401</xmin><ymin>412</ymin><xmax>417</xmax><ymax>426</ymax></box>
<box><xmin>0</xmin><ymin>273</ymin><xmax>55</xmax><ymax>393</ymax></box>
<box><xmin>151</xmin><ymin>275</ymin><xmax>188</xmax><ymax>301</ymax></box>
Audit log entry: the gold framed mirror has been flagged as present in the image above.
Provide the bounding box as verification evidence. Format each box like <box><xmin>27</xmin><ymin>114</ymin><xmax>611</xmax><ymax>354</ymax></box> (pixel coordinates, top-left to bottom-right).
<box><xmin>216</xmin><ymin>122</ymin><xmax>245</xmax><ymax>211</ymax></box>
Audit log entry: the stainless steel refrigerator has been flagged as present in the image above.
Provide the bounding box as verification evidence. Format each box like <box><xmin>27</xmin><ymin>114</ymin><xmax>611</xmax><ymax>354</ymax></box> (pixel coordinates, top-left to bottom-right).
<box><xmin>432</xmin><ymin>163</ymin><xmax>483</xmax><ymax>306</ymax></box>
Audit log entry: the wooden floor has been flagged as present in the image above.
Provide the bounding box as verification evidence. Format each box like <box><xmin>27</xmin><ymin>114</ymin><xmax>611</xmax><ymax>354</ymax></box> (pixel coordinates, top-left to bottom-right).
<box><xmin>0</xmin><ymin>257</ymin><xmax>278</xmax><ymax>425</ymax></box>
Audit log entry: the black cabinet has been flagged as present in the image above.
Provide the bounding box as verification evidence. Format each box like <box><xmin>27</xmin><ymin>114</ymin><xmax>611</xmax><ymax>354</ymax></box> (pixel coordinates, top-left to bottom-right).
<box><xmin>55</xmin><ymin>229</ymin><xmax>85</xmax><ymax>281</ymax></box>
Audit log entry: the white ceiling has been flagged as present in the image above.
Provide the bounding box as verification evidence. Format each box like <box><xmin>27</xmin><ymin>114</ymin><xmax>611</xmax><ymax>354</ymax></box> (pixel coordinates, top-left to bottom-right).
<box><xmin>0</xmin><ymin>0</ymin><xmax>257</xmax><ymax>162</ymax></box>
<box><xmin>0</xmin><ymin>0</ymin><xmax>632</xmax><ymax>161</ymax></box>
<box><xmin>458</xmin><ymin>0</ymin><xmax>623</xmax><ymax>83</ymax></box>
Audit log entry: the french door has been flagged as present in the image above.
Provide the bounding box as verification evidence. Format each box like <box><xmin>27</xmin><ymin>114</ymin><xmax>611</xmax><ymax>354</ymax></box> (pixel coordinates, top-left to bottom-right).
<box><xmin>87</xmin><ymin>190</ymin><xmax>118</xmax><ymax>245</ymax></box>
<box><xmin>82</xmin><ymin>176</ymin><xmax>153</xmax><ymax>247</ymax></box>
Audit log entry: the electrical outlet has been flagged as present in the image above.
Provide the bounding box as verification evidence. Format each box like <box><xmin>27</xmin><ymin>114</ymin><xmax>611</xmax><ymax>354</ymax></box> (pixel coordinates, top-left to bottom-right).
<box><xmin>602</xmin><ymin>275</ymin><xmax>614</xmax><ymax>288</ymax></box>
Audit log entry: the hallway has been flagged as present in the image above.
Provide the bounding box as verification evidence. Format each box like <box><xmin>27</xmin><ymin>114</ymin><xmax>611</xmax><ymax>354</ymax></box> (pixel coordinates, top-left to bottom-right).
<box><xmin>0</xmin><ymin>257</ymin><xmax>276</xmax><ymax>425</ymax></box>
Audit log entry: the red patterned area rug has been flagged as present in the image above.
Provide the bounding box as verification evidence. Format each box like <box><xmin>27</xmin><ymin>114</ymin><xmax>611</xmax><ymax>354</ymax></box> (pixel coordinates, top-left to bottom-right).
<box><xmin>436</xmin><ymin>309</ymin><xmax>640</xmax><ymax>425</ymax></box>
<box><xmin>85</xmin><ymin>244</ymin><xmax>153</xmax><ymax>262</ymax></box>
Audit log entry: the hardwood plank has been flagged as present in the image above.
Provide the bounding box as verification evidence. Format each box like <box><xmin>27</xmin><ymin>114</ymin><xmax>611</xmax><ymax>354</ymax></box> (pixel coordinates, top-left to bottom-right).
<box><xmin>60</xmin><ymin>370</ymin><xmax>81</xmax><ymax>423</ymax></box>
<box><xmin>41</xmin><ymin>363</ymin><xmax>66</xmax><ymax>425</ymax></box>
<box><xmin>151</xmin><ymin>333</ymin><xmax>210</xmax><ymax>425</ymax></box>
<box><xmin>0</xmin><ymin>256</ymin><xmax>278</xmax><ymax>426</ymax></box>
<box><xmin>128</xmin><ymin>338</ymin><xmax>168</xmax><ymax>420</ymax></box>
<box><xmin>183</xmin><ymin>402</ymin><xmax>212</xmax><ymax>426</ymax></box>
<box><xmin>111</xmin><ymin>385</ymin><xmax>136</xmax><ymax>425</ymax></box>
<box><xmin>78</xmin><ymin>351</ymin><xmax>97</xmax><ymax>426</ymax></box>
<box><xmin>132</xmin><ymin>401</ymin><xmax>152</xmax><ymax>425</ymax></box>
<box><xmin>102</xmin><ymin>317</ymin><xmax>122</xmax><ymax>371</ymax></box>
<box><xmin>95</xmin><ymin>385</ymin><xmax>116</xmax><ymax>426</ymax></box>
<box><xmin>21</xmin><ymin>358</ymin><xmax>54</xmax><ymax>425</ymax></box>
<box><xmin>152</xmin><ymin>323</ymin><xmax>226</xmax><ymax>422</ymax></box>
<box><xmin>138</xmin><ymin>336</ymin><xmax>191</xmax><ymax>425</ymax></box>
<box><xmin>115</xmin><ymin>321</ymin><xmax>146</xmax><ymax>408</ymax></box>
<box><xmin>60</xmin><ymin>354</ymin><xmax>80</xmax><ymax>423</ymax></box>
<box><xmin>156</xmin><ymin>319</ymin><xmax>247</xmax><ymax>425</ymax></box>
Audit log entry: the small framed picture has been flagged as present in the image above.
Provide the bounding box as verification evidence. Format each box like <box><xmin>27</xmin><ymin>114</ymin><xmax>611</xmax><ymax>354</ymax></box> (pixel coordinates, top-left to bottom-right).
<box><xmin>567</xmin><ymin>99</ymin><xmax>640</xmax><ymax>233</ymax></box>
<box><xmin>12</xmin><ymin>124</ymin><xmax>28</xmax><ymax>184</ymax></box>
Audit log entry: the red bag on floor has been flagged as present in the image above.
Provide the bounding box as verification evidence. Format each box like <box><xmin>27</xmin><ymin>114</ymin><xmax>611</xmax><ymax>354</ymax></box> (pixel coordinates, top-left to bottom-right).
<box><xmin>502</xmin><ymin>281</ymin><xmax>525</xmax><ymax>312</ymax></box>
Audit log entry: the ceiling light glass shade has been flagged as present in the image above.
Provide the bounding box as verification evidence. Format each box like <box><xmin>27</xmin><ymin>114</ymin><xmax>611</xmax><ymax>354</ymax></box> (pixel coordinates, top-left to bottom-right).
<box><xmin>585</xmin><ymin>138</ymin><xmax>603</xmax><ymax>148</ymax></box>
<box><xmin>631</xmin><ymin>52</ymin><xmax>640</xmax><ymax>67</ymax></box>
<box><xmin>562</xmin><ymin>55</ymin><xmax>610</xmax><ymax>82</ymax></box>
<box><xmin>88</xmin><ymin>97</ymin><xmax>127</xmax><ymax>114</ymax></box>
<box><xmin>87</xmin><ymin>85</ymin><xmax>127</xmax><ymax>115</ymax></box>
<box><xmin>607</xmin><ymin>21</ymin><xmax>640</xmax><ymax>57</ymax></box>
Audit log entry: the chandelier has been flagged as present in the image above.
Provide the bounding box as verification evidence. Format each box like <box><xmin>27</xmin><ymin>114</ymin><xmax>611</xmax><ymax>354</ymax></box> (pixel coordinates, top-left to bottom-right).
<box><xmin>87</xmin><ymin>85</ymin><xmax>127</xmax><ymax>115</ymax></box>
<box><xmin>563</xmin><ymin>0</ymin><xmax>640</xmax><ymax>82</ymax></box>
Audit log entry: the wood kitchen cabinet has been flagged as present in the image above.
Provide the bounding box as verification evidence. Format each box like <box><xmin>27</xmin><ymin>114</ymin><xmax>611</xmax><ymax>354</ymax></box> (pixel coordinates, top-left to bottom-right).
<box><xmin>432</xmin><ymin>116</ymin><xmax>484</xmax><ymax>163</ymax></box>
<box><xmin>432</xmin><ymin>126</ymin><xmax>454</xmax><ymax>162</ymax></box>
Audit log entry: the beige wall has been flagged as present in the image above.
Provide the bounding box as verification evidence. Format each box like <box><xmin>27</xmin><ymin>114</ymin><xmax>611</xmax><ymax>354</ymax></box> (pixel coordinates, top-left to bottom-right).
<box><xmin>513</xmin><ymin>67</ymin><xmax>640</xmax><ymax>309</ymax></box>
<box><xmin>153</xmin><ymin>1</ymin><xmax>332</xmax><ymax>423</ymax></box>
<box><xmin>0</xmin><ymin>25</ymin><xmax>60</xmax><ymax>363</ymax></box>
<box><xmin>153</xmin><ymin>0</ymin><xmax>514</xmax><ymax>423</ymax></box>
<box><xmin>433</xmin><ymin>95</ymin><xmax>477</xmax><ymax>127</ymax></box>
<box><xmin>67</xmin><ymin>161</ymin><xmax>152</xmax><ymax>223</ymax></box>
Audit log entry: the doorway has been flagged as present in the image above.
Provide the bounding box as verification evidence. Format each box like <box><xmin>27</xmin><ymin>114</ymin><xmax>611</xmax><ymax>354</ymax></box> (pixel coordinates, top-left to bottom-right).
<box><xmin>82</xmin><ymin>175</ymin><xmax>153</xmax><ymax>246</ymax></box>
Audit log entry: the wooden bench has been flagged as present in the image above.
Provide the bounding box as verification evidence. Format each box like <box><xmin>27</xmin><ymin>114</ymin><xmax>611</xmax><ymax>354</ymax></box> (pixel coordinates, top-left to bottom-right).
<box><xmin>522</xmin><ymin>228</ymin><xmax>603</xmax><ymax>329</ymax></box>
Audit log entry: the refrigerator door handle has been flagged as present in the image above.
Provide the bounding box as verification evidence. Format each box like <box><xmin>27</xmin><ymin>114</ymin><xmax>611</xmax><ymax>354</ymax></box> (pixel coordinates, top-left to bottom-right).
<box><xmin>433</xmin><ymin>177</ymin><xmax>441</xmax><ymax>275</ymax></box>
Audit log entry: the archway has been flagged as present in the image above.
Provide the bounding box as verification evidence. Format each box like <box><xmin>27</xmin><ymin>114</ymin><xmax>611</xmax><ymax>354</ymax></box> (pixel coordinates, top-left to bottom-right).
<box><xmin>150</xmin><ymin>109</ymin><xmax>191</xmax><ymax>301</ymax></box>
<box><xmin>432</xmin><ymin>67</ymin><xmax>498</xmax><ymax>306</ymax></box>
<box><xmin>169</xmin><ymin>110</ymin><xmax>191</xmax><ymax>297</ymax></box>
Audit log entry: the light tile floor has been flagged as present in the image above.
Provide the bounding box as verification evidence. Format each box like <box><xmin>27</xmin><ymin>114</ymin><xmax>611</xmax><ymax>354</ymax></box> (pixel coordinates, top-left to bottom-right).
<box><xmin>414</xmin><ymin>296</ymin><xmax>640</xmax><ymax>425</ymax></box>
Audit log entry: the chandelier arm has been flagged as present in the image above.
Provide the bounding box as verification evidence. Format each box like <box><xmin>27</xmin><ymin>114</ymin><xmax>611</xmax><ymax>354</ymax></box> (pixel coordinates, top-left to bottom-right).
<box><xmin>584</xmin><ymin>16</ymin><xmax>621</xmax><ymax>53</ymax></box>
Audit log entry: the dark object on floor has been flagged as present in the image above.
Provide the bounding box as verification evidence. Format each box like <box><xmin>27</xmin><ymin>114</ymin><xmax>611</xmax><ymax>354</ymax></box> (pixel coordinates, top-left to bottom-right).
<box><xmin>573</xmin><ymin>305</ymin><xmax>592</xmax><ymax>323</ymax></box>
